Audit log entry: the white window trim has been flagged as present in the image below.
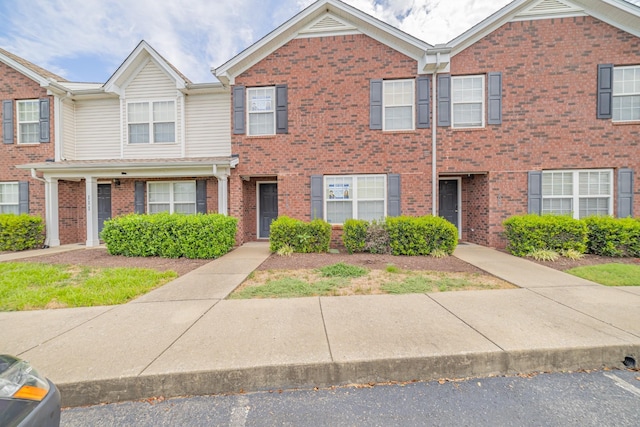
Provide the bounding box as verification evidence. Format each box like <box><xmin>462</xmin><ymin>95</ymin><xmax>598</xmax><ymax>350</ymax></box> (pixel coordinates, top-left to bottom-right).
<box><xmin>0</xmin><ymin>182</ymin><xmax>20</xmax><ymax>214</ymax></box>
<box><xmin>382</xmin><ymin>79</ymin><xmax>415</xmax><ymax>131</ymax></box>
<box><xmin>146</xmin><ymin>181</ymin><xmax>196</xmax><ymax>214</ymax></box>
<box><xmin>323</xmin><ymin>174</ymin><xmax>387</xmax><ymax>224</ymax></box>
<box><xmin>612</xmin><ymin>64</ymin><xmax>640</xmax><ymax>123</ymax></box>
<box><xmin>542</xmin><ymin>169</ymin><xmax>614</xmax><ymax>219</ymax></box>
<box><xmin>247</xmin><ymin>86</ymin><xmax>276</xmax><ymax>136</ymax></box>
<box><xmin>16</xmin><ymin>99</ymin><xmax>40</xmax><ymax>145</ymax></box>
<box><xmin>451</xmin><ymin>75</ymin><xmax>485</xmax><ymax>129</ymax></box>
<box><xmin>126</xmin><ymin>99</ymin><xmax>176</xmax><ymax>144</ymax></box>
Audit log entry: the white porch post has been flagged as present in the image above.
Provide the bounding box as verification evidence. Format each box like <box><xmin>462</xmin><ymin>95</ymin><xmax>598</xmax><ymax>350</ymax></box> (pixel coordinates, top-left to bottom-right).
<box><xmin>44</xmin><ymin>178</ymin><xmax>60</xmax><ymax>247</ymax></box>
<box><xmin>216</xmin><ymin>174</ymin><xmax>229</xmax><ymax>215</ymax></box>
<box><xmin>85</xmin><ymin>177</ymin><xmax>99</xmax><ymax>247</ymax></box>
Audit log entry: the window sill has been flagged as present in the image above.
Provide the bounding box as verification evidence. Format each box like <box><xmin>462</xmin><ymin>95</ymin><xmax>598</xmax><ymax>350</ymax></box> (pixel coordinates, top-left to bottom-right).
<box><xmin>382</xmin><ymin>130</ymin><xmax>419</xmax><ymax>134</ymax></box>
<box><xmin>16</xmin><ymin>142</ymin><xmax>41</xmax><ymax>146</ymax></box>
<box><xmin>451</xmin><ymin>126</ymin><xmax>486</xmax><ymax>132</ymax></box>
<box><xmin>127</xmin><ymin>142</ymin><xmax>178</xmax><ymax>145</ymax></box>
<box><xmin>244</xmin><ymin>135</ymin><xmax>277</xmax><ymax>139</ymax></box>
<box><xmin>612</xmin><ymin>120</ymin><xmax>640</xmax><ymax>126</ymax></box>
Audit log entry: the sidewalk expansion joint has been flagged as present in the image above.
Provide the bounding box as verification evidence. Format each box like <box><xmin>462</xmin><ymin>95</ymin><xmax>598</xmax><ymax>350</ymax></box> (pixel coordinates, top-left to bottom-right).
<box><xmin>318</xmin><ymin>297</ymin><xmax>335</xmax><ymax>362</ymax></box>
<box><xmin>426</xmin><ymin>293</ymin><xmax>506</xmax><ymax>352</ymax></box>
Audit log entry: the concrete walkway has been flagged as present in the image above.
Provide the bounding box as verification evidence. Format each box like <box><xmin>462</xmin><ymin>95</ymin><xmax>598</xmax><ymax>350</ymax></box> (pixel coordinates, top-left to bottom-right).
<box><xmin>1</xmin><ymin>242</ymin><xmax>639</xmax><ymax>407</ymax></box>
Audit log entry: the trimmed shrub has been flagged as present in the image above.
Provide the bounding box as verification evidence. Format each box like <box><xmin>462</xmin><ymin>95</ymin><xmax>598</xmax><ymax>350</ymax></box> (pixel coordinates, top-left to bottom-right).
<box><xmin>364</xmin><ymin>220</ymin><xmax>391</xmax><ymax>254</ymax></box>
<box><xmin>269</xmin><ymin>216</ymin><xmax>331</xmax><ymax>253</ymax></box>
<box><xmin>101</xmin><ymin>213</ymin><xmax>237</xmax><ymax>259</ymax></box>
<box><xmin>386</xmin><ymin>216</ymin><xmax>458</xmax><ymax>256</ymax></box>
<box><xmin>583</xmin><ymin>216</ymin><xmax>640</xmax><ymax>257</ymax></box>
<box><xmin>342</xmin><ymin>219</ymin><xmax>368</xmax><ymax>254</ymax></box>
<box><xmin>0</xmin><ymin>214</ymin><xmax>45</xmax><ymax>251</ymax></box>
<box><xmin>502</xmin><ymin>214</ymin><xmax>587</xmax><ymax>257</ymax></box>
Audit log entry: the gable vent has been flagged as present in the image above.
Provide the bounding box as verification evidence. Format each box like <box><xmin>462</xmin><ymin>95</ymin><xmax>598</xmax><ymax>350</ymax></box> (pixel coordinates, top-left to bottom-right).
<box><xmin>514</xmin><ymin>0</ymin><xmax>585</xmax><ymax>20</ymax></box>
<box><xmin>298</xmin><ymin>13</ymin><xmax>358</xmax><ymax>37</ymax></box>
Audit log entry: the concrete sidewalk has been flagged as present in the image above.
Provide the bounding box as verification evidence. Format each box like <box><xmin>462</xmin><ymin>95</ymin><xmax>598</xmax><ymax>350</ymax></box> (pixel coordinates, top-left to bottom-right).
<box><xmin>1</xmin><ymin>242</ymin><xmax>639</xmax><ymax>407</ymax></box>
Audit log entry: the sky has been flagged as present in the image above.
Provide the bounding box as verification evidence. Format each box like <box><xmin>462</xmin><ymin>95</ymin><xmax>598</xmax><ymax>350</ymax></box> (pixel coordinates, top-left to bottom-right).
<box><xmin>0</xmin><ymin>0</ymin><xmax>639</xmax><ymax>83</ymax></box>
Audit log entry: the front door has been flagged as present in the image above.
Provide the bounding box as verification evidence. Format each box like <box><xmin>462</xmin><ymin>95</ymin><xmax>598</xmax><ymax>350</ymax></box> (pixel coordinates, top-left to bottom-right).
<box><xmin>439</xmin><ymin>179</ymin><xmax>459</xmax><ymax>229</ymax></box>
<box><xmin>259</xmin><ymin>183</ymin><xmax>278</xmax><ymax>239</ymax></box>
<box><xmin>97</xmin><ymin>184</ymin><xmax>112</xmax><ymax>235</ymax></box>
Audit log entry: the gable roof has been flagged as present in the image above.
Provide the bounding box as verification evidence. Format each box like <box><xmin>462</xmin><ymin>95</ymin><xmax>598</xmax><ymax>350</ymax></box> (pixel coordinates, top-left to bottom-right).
<box><xmin>447</xmin><ymin>0</ymin><xmax>640</xmax><ymax>56</ymax></box>
<box><xmin>0</xmin><ymin>46</ymin><xmax>67</xmax><ymax>85</ymax></box>
<box><xmin>214</xmin><ymin>0</ymin><xmax>432</xmax><ymax>85</ymax></box>
<box><xmin>103</xmin><ymin>40</ymin><xmax>193</xmax><ymax>94</ymax></box>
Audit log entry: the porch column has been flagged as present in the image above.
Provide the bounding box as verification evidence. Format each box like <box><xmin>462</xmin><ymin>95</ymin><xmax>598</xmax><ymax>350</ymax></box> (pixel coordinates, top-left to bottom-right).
<box><xmin>216</xmin><ymin>173</ymin><xmax>229</xmax><ymax>215</ymax></box>
<box><xmin>44</xmin><ymin>178</ymin><xmax>60</xmax><ymax>247</ymax></box>
<box><xmin>85</xmin><ymin>176</ymin><xmax>99</xmax><ymax>247</ymax></box>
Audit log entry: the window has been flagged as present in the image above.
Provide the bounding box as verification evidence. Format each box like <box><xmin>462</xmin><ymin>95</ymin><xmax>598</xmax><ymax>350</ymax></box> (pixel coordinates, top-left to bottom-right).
<box><xmin>247</xmin><ymin>87</ymin><xmax>275</xmax><ymax>136</ymax></box>
<box><xmin>452</xmin><ymin>75</ymin><xmax>484</xmax><ymax>128</ymax></box>
<box><xmin>17</xmin><ymin>100</ymin><xmax>39</xmax><ymax>144</ymax></box>
<box><xmin>128</xmin><ymin>101</ymin><xmax>175</xmax><ymax>143</ymax></box>
<box><xmin>613</xmin><ymin>65</ymin><xmax>640</xmax><ymax>122</ymax></box>
<box><xmin>383</xmin><ymin>80</ymin><xmax>414</xmax><ymax>130</ymax></box>
<box><xmin>325</xmin><ymin>175</ymin><xmax>386</xmax><ymax>224</ymax></box>
<box><xmin>542</xmin><ymin>170</ymin><xmax>612</xmax><ymax>219</ymax></box>
<box><xmin>147</xmin><ymin>181</ymin><xmax>196</xmax><ymax>214</ymax></box>
<box><xmin>0</xmin><ymin>182</ymin><xmax>19</xmax><ymax>214</ymax></box>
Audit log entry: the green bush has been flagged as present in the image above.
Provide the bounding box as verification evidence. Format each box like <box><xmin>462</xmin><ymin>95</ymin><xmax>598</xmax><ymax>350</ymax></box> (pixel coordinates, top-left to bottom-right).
<box><xmin>386</xmin><ymin>216</ymin><xmax>458</xmax><ymax>256</ymax></box>
<box><xmin>583</xmin><ymin>216</ymin><xmax>640</xmax><ymax>257</ymax></box>
<box><xmin>101</xmin><ymin>213</ymin><xmax>237</xmax><ymax>259</ymax></box>
<box><xmin>502</xmin><ymin>214</ymin><xmax>587</xmax><ymax>257</ymax></box>
<box><xmin>269</xmin><ymin>216</ymin><xmax>331</xmax><ymax>253</ymax></box>
<box><xmin>0</xmin><ymin>214</ymin><xmax>45</xmax><ymax>251</ymax></box>
<box><xmin>342</xmin><ymin>219</ymin><xmax>368</xmax><ymax>254</ymax></box>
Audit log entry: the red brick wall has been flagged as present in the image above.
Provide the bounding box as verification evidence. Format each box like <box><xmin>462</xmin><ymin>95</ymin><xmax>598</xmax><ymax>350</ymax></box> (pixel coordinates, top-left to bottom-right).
<box><xmin>232</xmin><ymin>34</ymin><xmax>434</xmax><ymax>243</ymax></box>
<box><xmin>0</xmin><ymin>61</ymin><xmax>55</xmax><ymax>221</ymax></box>
<box><xmin>442</xmin><ymin>16</ymin><xmax>640</xmax><ymax>246</ymax></box>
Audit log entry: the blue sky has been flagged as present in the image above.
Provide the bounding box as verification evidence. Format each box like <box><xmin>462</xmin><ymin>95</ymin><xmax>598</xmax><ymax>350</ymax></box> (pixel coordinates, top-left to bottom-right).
<box><xmin>0</xmin><ymin>0</ymin><xmax>638</xmax><ymax>83</ymax></box>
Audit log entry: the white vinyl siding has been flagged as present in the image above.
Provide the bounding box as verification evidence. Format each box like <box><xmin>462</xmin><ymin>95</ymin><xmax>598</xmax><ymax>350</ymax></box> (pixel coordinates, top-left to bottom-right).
<box><xmin>61</xmin><ymin>100</ymin><xmax>76</xmax><ymax>160</ymax></box>
<box><xmin>247</xmin><ymin>87</ymin><xmax>275</xmax><ymax>136</ymax></box>
<box><xmin>125</xmin><ymin>61</ymin><xmax>177</xmax><ymax>99</ymax></box>
<box><xmin>148</xmin><ymin>181</ymin><xmax>196</xmax><ymax>214</ymax></box>
<box><xmin>0</xmin><ymin>182</ymin><xmax>19</xmax><ymax>214</ymax></box>
<box><xmin>542</xmin><ymin>169</ymin><xmax>613</xmax><ymax>219</ymax></box>
<box><xmin>452</xmin><ymin>75</ymin><xmax>484</xmax><ymax>128</ymax></box>
<box><xmin>17</xmin><ymin>100</ymin><xmax>39</xmax><ymax>144</ymax></box>
<box><xmin>613</xmin><ymin>65</ymin><xmax>640</xmax><ymax>122</ymax></box>
<box><xmin>324</xmin><ymin>175</ymin><xmax>386</xmax><ymax>224</ymax></box>
<box><xmin>73</xmin><ymin>98</ymin><xmax>121</xmax><ymax>160</ymax></box>
<box><xmin>185</xmin><ymin>92</ymin><xmax>231</xmax><ymax>157</ymax></box>
<box><xmin>383</xmin><ymin>80</ymin><xmax>414</xmax><ymax>131</ymax></box>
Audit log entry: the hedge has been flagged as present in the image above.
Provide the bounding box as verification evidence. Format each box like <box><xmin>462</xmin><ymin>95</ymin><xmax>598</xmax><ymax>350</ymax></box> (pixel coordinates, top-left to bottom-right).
<box><xmin>101</xmin><ymin>213</ymin><xmax>237</xmax><ymax>259</ymax></box>
<box><xmin>385</xmin><ymin>216</ymin><xmax>458</xmax><ymax>256</ymax></box>
<box><xmin>0</xmin><ymin>214</ymin><xmax>45</xmax><ymax>251</ymax></box>
<box><xmin>269</xmin><ymin>216</ymin><xmax>331</xmax><ymax>253</ymax></box>
<box><xmin>583</xmin><ymin>216</ymin><xmax>640</xmax><ymax>257</ymax></box>
<box><xmin>502</xmin><ymin>214</ymin><xmax>588</xmax><ymax>256</ymax></box>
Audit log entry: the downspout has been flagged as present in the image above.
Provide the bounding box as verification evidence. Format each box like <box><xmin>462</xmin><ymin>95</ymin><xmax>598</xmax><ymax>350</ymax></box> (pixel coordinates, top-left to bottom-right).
<box><xmin>31</xmin><ymin>168</ymin><xmax>46</xmax><ymax>183</ymax></box>
<box><xmin>431</xmin><ymin>52</ymin><xmax>440</xmax><ymax>216</ymax></box>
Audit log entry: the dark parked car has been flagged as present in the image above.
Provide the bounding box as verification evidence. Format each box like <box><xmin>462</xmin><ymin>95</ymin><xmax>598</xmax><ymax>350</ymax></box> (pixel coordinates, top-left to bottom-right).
<box><xmin>0</xmin><ymin>355</ymin><xmax>60</xmax><ymax>427</ymax></box>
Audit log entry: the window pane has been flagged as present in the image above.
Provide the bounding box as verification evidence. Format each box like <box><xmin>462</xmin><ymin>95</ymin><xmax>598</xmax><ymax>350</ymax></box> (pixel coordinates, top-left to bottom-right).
<box><xmin>384</xmin><ymin>80</ymin><xmax>413</xmax><ymax>106</ymax></box>
<box><xmin>579</xmin><ymin>171</ymin><xmax>610</xmax><ymax>196</ymax></box>
<box><xmin>358</xmin><ymin>201</ymin><xmax>384</xmax><ymax>221</ymax></box>
<box><xmin>248</xmin><ymin>112</ymin><xmax>274</xmax><ymax>136</ymax></box>
<box><xmin>542</xmin><ymin>198</ymin><xmax>572</xmax><ymax>215</ymax></box>
<box><xmin>18</xmin><ymin>100</ymin><xmax>39</xmax><ymax>122</ymax></box>
<box><xmin>173</xmin><ymin>182</ymin><xmax>196</xmax><ymax>203</ymax></box>
<box><xmin>357</xmin><ymin>176</ymin><xmax>384</xmax><ymax>199</ymax></box>
<box><xmin>612</xmin><ymin>95</ymin><xmax>640</xmax><ymax>121</ymax></box>
<box><xmin>326</xmin><ymin>177</ymin><xmax>353</xmax><ymax>200</ymax></box>
<box><xmin>148</xmin><ymin>203</ymin><xmax>170</xmax><ymax>214</ymax></box>
<box><xmin>19</xmin><ymin>123</ymin><xmax>39</xmax><ymax>143</ymax></box>
<box><xmin>154</xmin><ymin>122</ymin><xmax>175</xmax><ymax>143</ymax></box>
<box><xmin>174</xmin><ymin>203</ymin><xmax>196</xmax><ymax>214</ymax></box>
<box><xmin>327</xmin><ymin>201</ymin><xmax>352</xmax><ymax>224</ymax></box>
<box><xmin>148</xmin><ymin>183</ymin><xmax>171</xmax><ymax>203</ymax></box>
<box><xmin>129</xmin><ymin>124</ymin><xmax>149</xmax><ymax>143</ymax></box>
<box><xmin>385</xmin><ymin>106</ymin><xmax>412</xmax><ymax>130</ymax></box>
<box><xmin>542</xmin><ymin>172</ymin><xmax>572</xmax><ymax>196</ymax></box>
<box><xmin>248</xmin><ymin>88</ymin><xmax>274</xmax><ymax>112</ymax></box>
<box><xmin>453</xmin><ymin>77</ymin><xmax>483</xmax><ymax>102</ymax></box>
<box><xmin>128</xmin><ymin>103</ymin><xmax>149</xmax><ymax>122</ymax></box>
<box><xmin>579</xmin><ymin>198</ymin><xmax>609</xmax><ymax>218</ymax></box>
<box><xmin>453</xmin><ymin>104</ymin><xmax>482</xmax><ymax>127</ymax></box>
<box><xmin>0</xmin><ymin>183</ymin><xmax>19</xmax><ymax>204</ymax></box>
<box><xmin>153</xmin><ymin>101</ymin><xmax>175</xmax><ymax>122</ymax></box>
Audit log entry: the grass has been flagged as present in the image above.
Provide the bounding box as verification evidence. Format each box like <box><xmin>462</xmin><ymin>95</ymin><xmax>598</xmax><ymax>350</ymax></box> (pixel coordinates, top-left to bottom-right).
<box><xmin>230</xmin><ymin>263</ymin><xmax>514</xmax><ymax>299</ymax></box>
<box><xmin>566</xmin><ymin>263</ymin><xmax>640</xmax><ymax>286</ymax></box>
<box><xmin>0</xmin><ymin>262</ymin><xmax>177</xmax><ymax>311</ymax></box>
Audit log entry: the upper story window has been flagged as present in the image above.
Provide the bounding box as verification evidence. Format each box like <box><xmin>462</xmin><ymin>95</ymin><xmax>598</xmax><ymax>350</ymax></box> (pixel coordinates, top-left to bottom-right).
<box><xmin>0</xmin><ymin>182</ymin><xmax>19</xmax><ymax>214</ymax></box>
<box><xmin>542</xmin><ymin>169</ymin><xmax>613</xmax><ymax>219</ymax></box>
<box><xmin>452</xmin><ymin>75</ymin><xmax>484</xmax><ymax>128</ymax></box>
<box><xmin>383</xmin><ymin>80</ymin><xmax>414</xmax><ymax>131</ymax></box>
<box><xmin>147</xmin><ymin>181</ymin><xmax>196</xmax><ymax>214</ymax></box>
<box><xmin>325</xmin><ymin>175</ymin><xmax>386</xmax><ymax>224</ymax></box>
<box><xmin>247</xmin><ymin>87</ymin><xmax>275</xmax><ymax>136</ymax></box>
<box><xmin>613</xmin><ymin>65</ymin><xmax>640</xmax><ymax>122</ymax></box>
<box><xmin>127</xmin><ymin>100</ymin><xmax>175</xmax><ymax>144</ymax></box>
<box><xmin>17</xmin><ymin>100</ymin><xmax>40</xmax><ymax>144</ymax></box>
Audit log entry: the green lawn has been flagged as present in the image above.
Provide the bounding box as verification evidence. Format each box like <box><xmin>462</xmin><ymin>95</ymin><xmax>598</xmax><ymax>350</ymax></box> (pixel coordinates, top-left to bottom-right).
<box><xmin>0</xmin><ymin>262</ymin><xmax>177</xmax><ymax>311</ymax></box>
<box><xmin>566</xmin><ymin>263</ymin><xmax>640</xmax><ymax>286</ymax></box>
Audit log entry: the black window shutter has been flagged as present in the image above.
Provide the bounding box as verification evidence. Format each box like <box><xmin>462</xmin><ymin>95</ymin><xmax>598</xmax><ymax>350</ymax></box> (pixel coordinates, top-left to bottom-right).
<box><xmin>416</xmin><ymin>77</ymin><xmax>430</xmax><ymax>129</ymax></box>
<box><xmin>233</xmin><ymin>86</ymin><xmax>245</xmax><ymax>134</ymax></box>
<box><xmin>275</xmin><ymin>84</ymin><xmax>288</xmax><ymax>134</ymax></box>
<box><xmin>3</xmin><ymin>100</ymin><xmax>13</xmax><ymax>144</ymax></box>
<box><xmin>487</xmin><ymin>72</ymin><xmax>502</xmax><ymax>125</ymax></box>
<box><xmin>18</xmin><ymin>181</ymin><xmax>29</xmax><ymax>214</ymax></box>
<box><xmin>39</xmin><ymin>98</ymin><xmax>50</xmax><ymax>143</ymax></box>
<box><xmin>387</xmin><ymin>174</ymin><xmax>401</xmax><ymax>217</ymax></box>
<box><xmin>617</xmin><ymin>168</ymin><xmax>634</xmax><ymax>218</ymax></box>
<box><xmin>370</xmin><ymin>79</ymin><xmax>383</xmax><ymax>130</ymax></box>
<box><xmin>528</xmin><ymin>171</ymin><xmax>542</xmax><ymax>214</ymax></box>
<box><xmin>597</xmin><ymin>64</ymin><xmax>613</xmax><ymax>119</ymax></box>
<box><xmin>310</xmin><ymin>175</ymin><xmax>323</xmax><ymax>220</ymax></box>
<box><xmin>437</xmin><ymin>74</ymin><xmax>451</xmax><ymax>127</ymax></box>
<box><xmin>196</xmin><ymin>180</ymin><xmax>207</xmax><ymax>214</ymax></box>
<box><xmin>134</xmin><ymin>181</ymin><xmax>145</xmax><ymax>214</ymax></box>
